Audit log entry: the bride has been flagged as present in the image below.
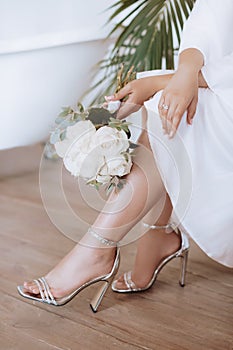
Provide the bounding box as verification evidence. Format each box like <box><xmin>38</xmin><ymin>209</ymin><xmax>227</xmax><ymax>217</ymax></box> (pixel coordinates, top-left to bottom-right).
<box><xmin>18</xmin><ymin>0</ymin><xmax>233</xmax><ymax>311</ymax></box>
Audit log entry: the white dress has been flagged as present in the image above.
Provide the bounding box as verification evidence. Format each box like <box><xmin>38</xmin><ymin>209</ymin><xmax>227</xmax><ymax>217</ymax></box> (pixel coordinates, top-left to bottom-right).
<box><xmin>139</xmin><ymin>0</ymin><xmax>233</xmax><ymax>267</ymax></box>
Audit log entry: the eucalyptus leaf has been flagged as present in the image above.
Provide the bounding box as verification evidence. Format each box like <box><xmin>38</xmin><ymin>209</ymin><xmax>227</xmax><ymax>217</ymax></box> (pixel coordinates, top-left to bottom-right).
<box><xmin>50</xmin><ymin>129</ymin><xmax>61</xmax><ymax>144</ymax></box>
<box><xmin>60</xmin><ymin>130</ymin><xmax>66</xmax><ymax>141</ymax></box>
<box><xmin>58</xmin><ymin>110</ymin><xmax>70</xmax><ymax>118</ymax></box>
<box><xmin>58</xmin><ymin>106</ymin><xmax>72</xmax><ymax>118</ymax></box>
<box><xmin>61</xmin><ymin>106</ymin><xmax>71</xmax><ymax>112</ymax></box>
<box><xmin>55</xmin><ymin>116</ymin><xmax>66</xmax><ymax>124</ymax></box>
<box><xmin>72</xmin><ymin>113</ymin><xmax>84</xmax><ymax>122</ymax></box>
<box><xmin>60</xmin><ymin>119</ymin><xmax>75</xmax><ymax>128</ymax></box>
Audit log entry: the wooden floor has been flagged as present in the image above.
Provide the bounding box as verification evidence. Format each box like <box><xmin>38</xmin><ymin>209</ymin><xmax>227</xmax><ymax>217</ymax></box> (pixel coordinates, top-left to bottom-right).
<box><xmin>0</xmin><ymin>160</ymin><xmax>232</xmax><ymax>350</ymax></box>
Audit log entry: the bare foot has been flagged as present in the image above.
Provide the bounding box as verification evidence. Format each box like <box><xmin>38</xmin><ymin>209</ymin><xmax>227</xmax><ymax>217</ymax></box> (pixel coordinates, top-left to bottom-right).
<box><xmin>113</xmin><ymin>229</ymin><xmax>181</xmax><ymax>290</ymax></box>
<box><xmin>23</xmin><ymin>241</ymin><xmax>116</xmax><ymax>299</ymax></box>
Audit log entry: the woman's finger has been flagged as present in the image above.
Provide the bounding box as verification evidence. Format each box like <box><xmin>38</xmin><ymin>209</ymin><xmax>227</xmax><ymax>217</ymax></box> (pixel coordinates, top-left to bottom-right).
<box><xmin>169</xmin><ymin>107</ymin><xmax>185</xmax><ymax>138</ymax></box>
<box><xmin>116</xmin><ymin>98</ymin><xmax>141</xmax><ymax>119</ymax></box>
<box><xmin>165</xmin><ymin>101</ymin><xmax>178</xmax><ymax>135</ymax></box>
<box><xmin>158</xmin><ymin>94</ymin><xmax>169</xmax><ymax>133</ymax></box>
<box><xmin>105</xmin><ymin>85</ymin><xmax>131</xmax><ymax>103</ymax></box>
<box><xmin>186</xmin><ymin>97</ymin><xmax>198</xmax><ymax>125</ymax></box>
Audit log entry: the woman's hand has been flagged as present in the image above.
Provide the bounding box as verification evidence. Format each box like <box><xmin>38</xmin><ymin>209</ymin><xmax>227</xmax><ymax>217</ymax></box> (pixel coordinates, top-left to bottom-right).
<box><xmin>106</xmin><ymin>49</ymin><xmax>206</xmax><ymax>136</ymax></box>
<box><xmin>106</xmin><ymin>75</ymin><xmax>173</xmax><ymax>120</ymax></box>
<box><xmin>159</xmin><ymin>66</ymin><xmax>199</xmax><ymax>138</ymax></box>
<box><xmin>159</xmin><ymin>48</ymin><xmax>205</xmax><ymax>138</ymax></box>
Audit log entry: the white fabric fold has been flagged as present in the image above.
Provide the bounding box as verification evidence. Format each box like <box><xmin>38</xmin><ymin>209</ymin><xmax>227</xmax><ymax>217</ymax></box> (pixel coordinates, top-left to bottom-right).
<box><xmin>139</xmin><ymin>0</ymin><xmax>233</xmax><ymax>267</ymax></box>
<box><xmin>179</xmin><ymin>0</ymin><xmax>233</xmax><ymax>65</ymax></box>
<box><xmin>202</xmin><ymin>52</ymin><xmax>233</xmax><ymax>110</ymax></box>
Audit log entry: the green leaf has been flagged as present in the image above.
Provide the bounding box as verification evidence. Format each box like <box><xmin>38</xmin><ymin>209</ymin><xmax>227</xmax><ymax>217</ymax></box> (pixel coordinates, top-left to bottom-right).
<box><xmin>179</xmin><ymin>0</ymin><xmax>189</xmax><ymax>18</ymax></box>
<box><xmin>88</xmin><ymin>107</ymin><xmax>114</xmax><ymax>125</ymax></box>
<box><xmin>58</xmin><ymin>110</ymin><xmax>70</xmax><ymax>118</ymax></box>
<box><xmin>72</xmin><ymin>112</ymin><xmax>87</xmax><ymax>122</ymax></box>
<box><xmin>59</xmin><ymin>119</ymin><xmax>75</xmax><ymax>128</ymax></box>
<box><xmin>84</xmin><ymin>0</ymin><xmax>195</xmax><ymax>105</ymax></box>
<box><xmin>173</xmin><ymin>0</ymin><xmax>185</xmax><ymax>28</ymax></box>
<box><xmin>60</xmin><ymin>130</ymin><xmax>66</xmax><ymax>141</ymax></box>
<box><xmin>108</xmin><ymin>117</ymin><xmax>131</xmax><ymax>134</ymax></box>
<box><xmin>50</xmin><ymin>129</ymin><xmax>61</xmax><ymax>144</ymax></box>
<box><xmin>58</xmin><ymin>106</ymin><xmax>73</xmax><ymax>118</ymax></box>
<box><xmin>77</xmin><ymin>102</ymin><xmax>84</xmax><ymax>113</ymax></box>
<box><xmin>106</xmin><ymin>183</ymin><xmax>115</xmax><ymax>196</ymax></box>
<box><xmin>117</xmin><ymin>179</ymin><xmax>127</xmax><ymax>190</ymax></box>
<box><xmin>86</xmin><ymin>179</ymin><xmax>101</xmax><ymax>190</ymax></box>
<box><xmin>55</xmin><ymin>116</ymin><xmax>66</xmax><ymax>124</ymax></box>
<box><xmin>129</xmin><ymin>141</ymin><xmax>139</xmax><ymax>149</ymax></box>
<box><xmin>170</xmin><ymin>1</ymin><xmax>181</xmax><ymax>44</ymax></box>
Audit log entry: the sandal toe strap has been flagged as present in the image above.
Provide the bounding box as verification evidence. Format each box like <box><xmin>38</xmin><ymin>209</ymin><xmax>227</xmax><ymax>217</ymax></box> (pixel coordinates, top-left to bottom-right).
<box><xmin>124</xmin><ymin>271</ymin><xmax>137</xmax><ymax>291</ymax></box>
<box><xmin>34</xmin><ymin>277</ymin><xmax>57</xmax><ymax>305</ymax></box>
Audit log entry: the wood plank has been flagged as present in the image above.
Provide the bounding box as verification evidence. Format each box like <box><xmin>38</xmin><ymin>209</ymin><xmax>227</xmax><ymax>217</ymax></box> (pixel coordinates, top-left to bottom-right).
<box><xmin>0</xmin><ymin>292</ymin><xmax>141</xmax><ymax>350</ymax></box>
<box><xmin>0</xmin><ymin>169</ymin><xmax>232</xmax><ymax>350</ymax></box>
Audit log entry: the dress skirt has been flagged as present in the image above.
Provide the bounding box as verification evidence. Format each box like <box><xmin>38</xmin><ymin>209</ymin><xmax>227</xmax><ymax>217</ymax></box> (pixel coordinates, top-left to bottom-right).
<box><xmin>138</xmin><ymin>70</ymin><xmax>233</xmax><ymax>267</ymax></box>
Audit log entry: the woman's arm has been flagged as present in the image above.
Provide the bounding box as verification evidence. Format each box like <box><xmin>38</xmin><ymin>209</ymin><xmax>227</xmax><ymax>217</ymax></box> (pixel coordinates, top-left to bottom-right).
<box><xmin>158</xmin><ymin>48</ymin><xmax>205</xmax><ymax>137</ymax></box>
<box><xmin>106</xmin><ymin>53</ymin><xmax>207</xmax><ymax>121</ymax></box>
<box><xmin>106</xmin><ymin>74</ymin><xmax>174</xmax><ymax>119</ymax></box>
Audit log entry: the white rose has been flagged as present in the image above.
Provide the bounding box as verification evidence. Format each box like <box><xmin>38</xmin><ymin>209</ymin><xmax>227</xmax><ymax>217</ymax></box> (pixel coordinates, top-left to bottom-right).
<box><xmin>55</xmin><ymin>120</ymin><xmax>96</xmax><ymax>157</ymax></box>
<box><xmin>64</xmin><ymin>144</ymin><xmax>104</xmax><ymax>179</ymax></box>
<box><xmin>59</xmin><ymin>120</ymin><xmax>103</xmax><ymax>179</ymax></box>
<box><xmin>99</xmin><ymin>154</ymin><xmax>132</xmax><ymax>178</ymax></box>
<box><xmin>93</xmin><ymin>126</ymin><xmax>129</xmax><ymax>157</ymax></box>
<box><xmin>63</xmin><ymin>148</ymin><xmax>86</xmax><ymax>176</ymax></box>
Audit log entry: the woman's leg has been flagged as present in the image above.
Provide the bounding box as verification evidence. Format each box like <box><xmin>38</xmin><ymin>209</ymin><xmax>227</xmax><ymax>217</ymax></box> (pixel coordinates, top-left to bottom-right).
<box><xmin>113</xmin><ymin>194</ymin><xmax>181</xmax><ymax>289</ymax></box>
<box><xmin>23</xmin><ymin>128</ymin><xmax>177</xmax><ymax>297</ymax></box>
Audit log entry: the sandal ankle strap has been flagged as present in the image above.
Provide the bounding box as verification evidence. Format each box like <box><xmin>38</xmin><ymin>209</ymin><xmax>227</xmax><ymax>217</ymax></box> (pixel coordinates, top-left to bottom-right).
<box><xmin>142</xmin><ymin>222</ymin><xmax>179</xmax><ymax>234</ymax></box>
<box><xmin>88</xmin><ymin>228</ymin><xmax>118</xmax><ymax>247</ymax></box>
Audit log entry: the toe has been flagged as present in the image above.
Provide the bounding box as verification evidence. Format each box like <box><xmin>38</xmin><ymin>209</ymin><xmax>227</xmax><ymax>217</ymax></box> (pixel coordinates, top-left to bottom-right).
<box><xmin>23</xmin><ymin>280</ymin><xmax>40</xmax><ymax>294</ymax></box>
<box><xmin>116</xmin><ymin>274</ymin><xmax>124</xmax><ymax>283</ymax></box>
<box><xmin>112</xmin><ymin>274</ymin><xmax>128</xmax><ymax>291</ymax></box>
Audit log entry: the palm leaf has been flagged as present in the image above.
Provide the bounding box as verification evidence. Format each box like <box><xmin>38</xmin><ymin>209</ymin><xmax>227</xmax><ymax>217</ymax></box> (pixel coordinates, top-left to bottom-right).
<box><xmin>86</xmin><ymin>0</ymin><xmax>196</xmax><ymax>105</ymax></box>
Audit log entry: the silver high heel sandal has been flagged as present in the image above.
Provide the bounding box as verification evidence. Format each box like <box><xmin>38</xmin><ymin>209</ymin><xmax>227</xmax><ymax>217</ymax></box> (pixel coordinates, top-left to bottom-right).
<box><xmin>17</xmin><ymin>228</ymin><xmax>120</xmax><ymax>313</ymax></box>
<box><xmin>111</xmin><ymin>223</ymin><xmax>189</xmax><ymax>293</ymax></box>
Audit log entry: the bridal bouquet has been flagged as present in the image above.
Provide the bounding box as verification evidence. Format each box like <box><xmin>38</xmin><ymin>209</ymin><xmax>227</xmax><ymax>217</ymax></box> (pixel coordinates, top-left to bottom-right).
<box><xmin>50</xmin><ymin>65</ymin><xmax>137</xmax><ymax>193</ymax></box>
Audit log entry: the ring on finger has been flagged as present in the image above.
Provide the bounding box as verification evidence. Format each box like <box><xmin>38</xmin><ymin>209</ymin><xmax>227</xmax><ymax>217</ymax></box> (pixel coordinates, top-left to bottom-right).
<box><xmin>162</xmin><ymin>103</ymin><xmax>169</xmax><ymax>110</ymax></box>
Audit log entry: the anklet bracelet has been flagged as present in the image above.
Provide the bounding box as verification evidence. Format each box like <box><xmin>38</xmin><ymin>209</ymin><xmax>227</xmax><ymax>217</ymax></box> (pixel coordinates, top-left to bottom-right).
<box><xmin>88</xmin><ymin>228</ymin><xmax>118</xmax><ymax>247</ymax></box>
<box><xmin>142</xmin><ymin>222</ymin><xmax>177</xmax><ymax>234</ymax></box>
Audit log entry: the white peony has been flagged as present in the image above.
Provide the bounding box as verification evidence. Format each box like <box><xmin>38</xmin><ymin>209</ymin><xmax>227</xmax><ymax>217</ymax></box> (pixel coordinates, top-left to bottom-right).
<box><xmin>93</xmin><ymin>126</ymin><xmax>129</xmax><ymax>157</ymax></box>
<box><xmin>55</xmin><ymin>120</ymin><xmax>96</xmax><ymax>157</ymax></box>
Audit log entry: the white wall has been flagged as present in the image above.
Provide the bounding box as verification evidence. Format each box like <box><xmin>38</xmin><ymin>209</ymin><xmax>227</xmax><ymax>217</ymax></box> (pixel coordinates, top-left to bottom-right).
<box><xmin>0</xmin><ymin>0</ymin><xmax>113</xmax><ymax>41</ymax></box>
<box><xmin>0</xmin><ymin>1</ymin><xmax>116</xmax><ymax>149</ymax></box>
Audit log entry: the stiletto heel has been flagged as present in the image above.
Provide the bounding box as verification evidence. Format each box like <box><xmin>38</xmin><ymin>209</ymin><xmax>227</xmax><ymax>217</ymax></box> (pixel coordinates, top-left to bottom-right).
<box><xmin>179</xmin><ymin>250</ymin><xmax>189</xmax><ymax>287</ymax></box>
<box><xmin>17</xmin><ymin>228</ymin><xmax>120</xmax><ymax>312</ymax></box>
<box><xmin>112</xmin><ymin>223</ymin><xmax>190</xmax><ymax>293</ymax></box>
